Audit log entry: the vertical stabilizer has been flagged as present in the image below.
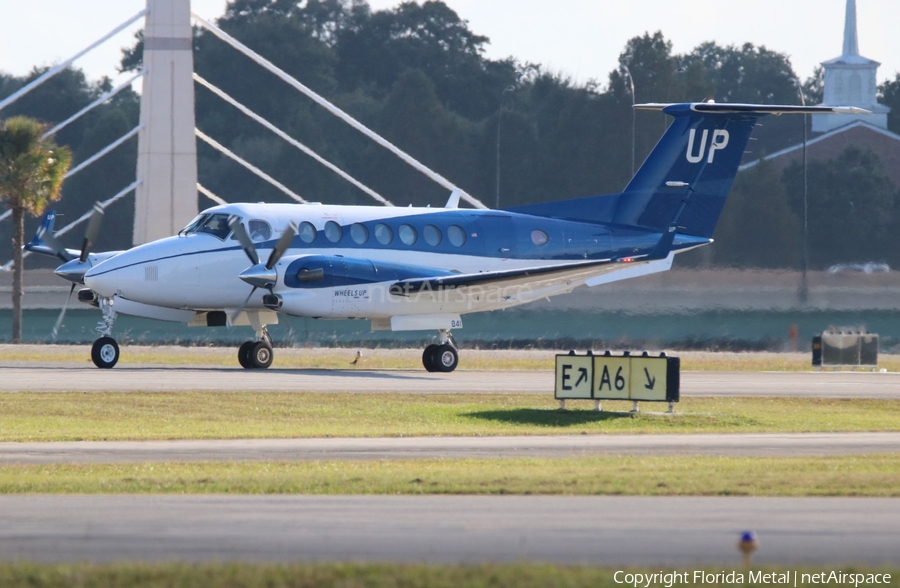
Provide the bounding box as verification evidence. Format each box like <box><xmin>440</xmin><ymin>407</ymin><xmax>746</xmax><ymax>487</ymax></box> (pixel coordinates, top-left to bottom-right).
<box><xmin>613</xmin><ymin>103</ymin><xmax>866</xmax><ymax>238</ymax></box>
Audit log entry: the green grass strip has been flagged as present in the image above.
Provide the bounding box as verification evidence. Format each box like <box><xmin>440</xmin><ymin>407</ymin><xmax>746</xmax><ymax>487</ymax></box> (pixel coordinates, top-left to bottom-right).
<box><xmin>0</xmin><ymin>563</ymin><xmax>896</xmax><ymax>588</ymax></box>
<box><xmin>2</xmin><ymin>394</ymin><xmax>899</xmax><ymax>441</ymax></box>
<box><xmin>1</xmin><ymin>455</ymin><xmax>899</xmax><ymax>496</ymax></box>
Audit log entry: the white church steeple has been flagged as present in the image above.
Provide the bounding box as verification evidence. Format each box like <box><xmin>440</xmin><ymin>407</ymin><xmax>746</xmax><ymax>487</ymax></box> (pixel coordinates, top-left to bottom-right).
<box><xmin>813</xmin><ymin>0</ymin><xmax>889</xmax><ymax>132</ymax></box>
<box><xmin>842</xmin><ymin>0</ymin><xmax>860</xmax><ymax>57</ymax></box>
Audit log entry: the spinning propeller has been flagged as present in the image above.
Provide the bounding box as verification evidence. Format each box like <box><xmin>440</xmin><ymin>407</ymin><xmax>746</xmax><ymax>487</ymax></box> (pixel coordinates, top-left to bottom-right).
<box><xmin>49</xmin><ymin>202</ymin><xmax>104</xmax><ymax>341</ymax></box>
<box><xmin>228</xmin><ymin>216</ymin><xmax>296</xmax><ymax>325</ymax></box>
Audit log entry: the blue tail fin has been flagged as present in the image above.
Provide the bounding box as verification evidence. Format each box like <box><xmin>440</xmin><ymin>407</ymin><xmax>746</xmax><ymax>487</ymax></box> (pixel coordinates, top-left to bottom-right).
<box><xmin>614</xmin><ymin>103</ymin><xmax>865</xmax><ymax>238</ymax></box>
<box><xmin>26</xmin><ymin>210</ymin><xmax>74</xmax><ymax>262</ymax></box>
<box><xmin>612</xmin><ymin>104</ymin><xmax>764</xmax><ymax>238</ymax></box>
<box><xmin>507</xmin><ymin>103</ymin><xmax>865</xmax><ymax>239</ymax></box>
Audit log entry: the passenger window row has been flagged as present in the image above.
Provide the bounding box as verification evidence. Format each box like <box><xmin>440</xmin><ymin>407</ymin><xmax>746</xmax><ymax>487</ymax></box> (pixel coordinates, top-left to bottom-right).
<box><xmin>297</xmin><ymin>221</ymin><xmax>469</xmax><ymax>248</ymax></box>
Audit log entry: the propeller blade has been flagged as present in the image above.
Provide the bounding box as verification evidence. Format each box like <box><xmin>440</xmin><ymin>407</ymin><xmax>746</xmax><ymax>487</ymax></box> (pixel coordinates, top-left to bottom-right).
<box><xmin>51</xmin><ymin>283</ymin><xmax>76</xmax><ymax>341</ymax></box>
<box><xmin>266</xmin><ymin>222</ymin><xmax>297</xmax><ymax>270</ymax></box>
<box><xmin>79</xmin><ymin>202</ymin><xmax>104</xmax><ymax>263</ymax></box>
<box><xmin>229</xmin><ymin>216</ymin><xmax>259</xmax><ymax>266</ymax></box>
<box><xmin>228</xmin><ymin>286</ymin><xmax>257</xmax><ymax>327</ymax></box>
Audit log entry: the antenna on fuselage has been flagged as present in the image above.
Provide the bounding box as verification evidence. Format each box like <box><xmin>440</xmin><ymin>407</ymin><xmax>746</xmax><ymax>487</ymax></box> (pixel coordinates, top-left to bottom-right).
<box><xmin>445</xmin><ymin>190</ymin><xmax>462</xmax><ymax>209</ymax></box>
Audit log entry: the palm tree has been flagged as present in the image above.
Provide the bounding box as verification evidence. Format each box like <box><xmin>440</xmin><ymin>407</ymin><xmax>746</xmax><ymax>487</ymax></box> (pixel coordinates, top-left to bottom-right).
<box><xmin>0</xmin><ymin>116</ymin><xmax>71</xmax><ymax>343</ymax></box>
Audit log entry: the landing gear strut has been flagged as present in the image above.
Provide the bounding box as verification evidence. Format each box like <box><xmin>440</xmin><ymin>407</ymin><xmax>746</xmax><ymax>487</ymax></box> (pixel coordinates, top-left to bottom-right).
<box><xmin>422</xmin><ymin>330</ymin><xmax>458</xmax><ymax>373</ymax></box>
<box><xmin>238</xmin><ymin>324</ymin><xmax>273</xmax><ymax>369</ymax></box>
<box><xmin>91</xmin><ymin>297</ymin><xmax>119</xmax><ymax>369</ymax></box>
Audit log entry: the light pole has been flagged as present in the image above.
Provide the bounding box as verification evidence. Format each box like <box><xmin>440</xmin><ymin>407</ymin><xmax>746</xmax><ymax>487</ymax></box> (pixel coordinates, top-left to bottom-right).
<box><xmin>495</xmin><ymin>85</ymin><xmax>515</xmax><ymax>209</ymax></box>
<box><xmin>795</xmin><ymin>78</ymin><xmax>809</xmax><ymax>304</ymax></box>
<box><xmin>623</xmin><ymin>66</ymin><xmax>636</xmax><ymax>176</ymax></box>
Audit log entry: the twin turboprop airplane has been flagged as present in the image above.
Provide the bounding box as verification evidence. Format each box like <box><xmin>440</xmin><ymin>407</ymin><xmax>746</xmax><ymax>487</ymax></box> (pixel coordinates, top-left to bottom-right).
<box><xmin>27</xmin><ymin>102</ymin><xmax>864</xmax><ymax>371</ymax></box>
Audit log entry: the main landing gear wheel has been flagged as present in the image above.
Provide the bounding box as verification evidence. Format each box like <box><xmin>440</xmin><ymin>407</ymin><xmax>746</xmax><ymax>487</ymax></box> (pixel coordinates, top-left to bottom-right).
<box><xmin>238</xmin><ymin>341</ymin><xmax>255</xmax><ymax>369</ymax></box>
<box><xmin>238</xmin><ymin>340</ymin><xmax>273</xmax><ymax>369</ymax></box>
<box><xmin>422</xmin><ymin>344</ymin><xmax>440</xmax><ymax>372</ymax></box>
<box><xmin>91</xmin><ymin>336</ymin><xmax>119</xmax><ymax>369</ymax></box>
<box><xmin>422</xmin><ymin>343</ymin><xmax>458</xmax><ymax>373</ymax></box>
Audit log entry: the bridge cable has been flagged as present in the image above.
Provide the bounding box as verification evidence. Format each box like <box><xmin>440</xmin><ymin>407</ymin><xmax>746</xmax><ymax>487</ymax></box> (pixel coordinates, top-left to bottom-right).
<box><xmin>1</xmin><ymin>179</ymin><xmax>141</xmax><ymax>271</ymax></box>
<box><xmin>191</xmin><ymin>12</ymin><xmax>486</xmax><ymax>209</ymax></box>
<box><xmin>43</xmin><ymin>70</ymin><xmax>145</xmax><ymax>139</ymax></box>
<box><xmin>194</xmin><ymin>73</ymin><xmax>392</xmax><ymax>206</ymax></box>
<box><xmin>195</xmin><ymin>129</ymin><xmax>308</xmax><ymax>204</ymax></box>
<box><xmin>0</xmin><ymin>124</ymin><xmax>143</xmax><ymax>225</ymax></box>
<box><xmin>0</xmin><ymin>8</ymin><xmax>148</xmax><ymax>114</ymax></box>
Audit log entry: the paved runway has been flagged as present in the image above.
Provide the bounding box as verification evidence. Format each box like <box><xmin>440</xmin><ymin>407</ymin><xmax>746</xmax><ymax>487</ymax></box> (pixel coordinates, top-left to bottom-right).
<box><xmin>1</xmin><ymin>495</ymin><xmax>897</xmax><ymax>566</ymax></box>
<box><xmin>2</xmin><ymin>432</ymin><xmax>899</xmax><ymax>464</ymax></box>
<box><xmin>2</xmin><ymin>359</ymin><xmax>898</xmax><ymax>567</ymax></box>
<box><xmin>2</xmin><ymin>363</ymin><xmax>900</xmax><ymax>397</ymax></box>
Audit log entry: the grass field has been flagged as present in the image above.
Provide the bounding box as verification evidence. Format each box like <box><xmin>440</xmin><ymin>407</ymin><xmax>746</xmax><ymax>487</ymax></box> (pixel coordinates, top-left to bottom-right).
<box><xmin>1</xmin><ymin>563</ymin><xmax>894</xmax><ymax>588</ymax></box>
<box><xmin>1</xmin><ymin>455</ymin><xmax>898</xmax><ymax>496</ymax></box>
<box><xmin>2</xmin><ymin>344</ymin><xmax>899</xmax><ymax>372</ymax></box>
<box><xmin>1</xmin><ymin>394</ymin><xmax>898</xmax><ymax>441</ymax></box>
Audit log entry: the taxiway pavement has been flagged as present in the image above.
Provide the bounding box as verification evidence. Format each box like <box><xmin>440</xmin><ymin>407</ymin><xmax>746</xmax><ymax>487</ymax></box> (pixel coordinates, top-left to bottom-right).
<box><xmin>2</xmin><ymin>432</ymin><xmax>899</xmax><ymax>464</ymax></box>
<box><xmin>2</xmin><ymin>363</ymin><xmax>899</xmax><ymax>397</ymax></box>
<box><xmin>3</xmin><ymin>359</ymin><xmax>898</xmax><ymax>566</ymax></box>
<box><xmin>1</xmin><ymin>495</ymin><xmax>897</xmax><ymax>566</ymax></box>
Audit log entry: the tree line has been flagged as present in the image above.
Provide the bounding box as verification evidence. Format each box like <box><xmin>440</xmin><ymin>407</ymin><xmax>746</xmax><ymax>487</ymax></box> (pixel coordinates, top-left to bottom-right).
<box><xmin>3</xmin><ymin>0</ymin><xmax>900</xmax><ymax>269</ymax></box>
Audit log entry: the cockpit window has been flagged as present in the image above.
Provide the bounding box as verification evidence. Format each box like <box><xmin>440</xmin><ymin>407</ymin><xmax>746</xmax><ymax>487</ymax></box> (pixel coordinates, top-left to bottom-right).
<box><xmin>180</xmin><ymin>213</ymin><xmax>232</xmax><ymax>239</ymax></box>
<box><xmin>179</xmin><ymin>214</ymin><xmax>208</xmax><ymax>236</ymax></box>
<box><xmin>190</xmin><ymin>213</ymin><xmax>232</xmax><ymax>240</ymax></box>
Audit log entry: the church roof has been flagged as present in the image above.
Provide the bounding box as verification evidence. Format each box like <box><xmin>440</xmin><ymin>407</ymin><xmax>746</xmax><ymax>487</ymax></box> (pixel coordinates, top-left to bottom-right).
<box><xmin>739</xmin><ymin>121</ymin><xmax>900</xmax><ymax>186</ymax></box>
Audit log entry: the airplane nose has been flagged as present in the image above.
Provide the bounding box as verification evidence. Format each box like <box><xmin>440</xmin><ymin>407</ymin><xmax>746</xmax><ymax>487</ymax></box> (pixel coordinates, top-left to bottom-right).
<box><xmin>55</xmin><ymin>259</ymin><xmax>93</xmax><ymax>285</ymax></box>
<box><xmin>83</xmin><ymin>265</ymin><xmax>117</xmax><ymax>298</ymax></box>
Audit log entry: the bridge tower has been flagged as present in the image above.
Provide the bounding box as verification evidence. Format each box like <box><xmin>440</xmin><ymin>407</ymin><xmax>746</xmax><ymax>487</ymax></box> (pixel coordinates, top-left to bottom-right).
<box><xmin>133</xmin><ymin>0</ymin><xmax>198</xmax><ymax>245</ymax></box>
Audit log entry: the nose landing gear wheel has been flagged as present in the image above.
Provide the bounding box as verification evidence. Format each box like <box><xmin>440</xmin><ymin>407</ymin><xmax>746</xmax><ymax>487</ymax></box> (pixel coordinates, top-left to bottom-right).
<box><xmin>248</xmin><ymin>341</ymin><xmax>273</xmax><ymax>369</ymax></box>
<box><xmin>91</xmin><ymin>336</ymin><xmax>120</xmax><ymax>369</ymax></box>
<box><xmin>423</xmin><ymin>343</ymin><xmax>458</xmax><ymax>373</ymax></box>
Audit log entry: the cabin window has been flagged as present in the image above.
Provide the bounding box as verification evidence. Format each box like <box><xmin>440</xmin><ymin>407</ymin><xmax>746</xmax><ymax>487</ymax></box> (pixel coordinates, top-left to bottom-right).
<box><xmin>325</xmin><ymin>221</ymin><xmax>343</xmax><ymax>243</ymax></box>
<box><xmin>448</xmin><ymin>224</ymin><xmax>466</xmax><ymax>247</ymax></box>
<box><xmin>350</xmin><ymin>223</ymin><xmax>369</xmax><ymax>244</ymax></box>
<box><xmin>399</xmin><ymin>224</ymin><xmax>417</xmax><ymax>246</ymax></box>
<box><xmin>375</xmin><ymin>223</ymin><xmax>393</xmax><ymax>245</ymax></box>
<box><xmin>423</xmin><ymin>225</ymin><xmax>442</xmax><ymax>246</ymax></box>
<box><xmin>297</xmin><ymin>267</ymin><xmax>324</xmax><ymax>282</ymax></box>
<box><xmin>531</xmin><ymin>229</ymin><xmax>550</xmax><ymax>246</ymax></box>
<box><xmin>298</xmin><ymin>221</ymin><xmax>317</xmax><ymax>244</ymax></box>
<box><xmin>248</xmin><ymin>220</ymin><xmax>272</xmax><ymax>242</ymax></box>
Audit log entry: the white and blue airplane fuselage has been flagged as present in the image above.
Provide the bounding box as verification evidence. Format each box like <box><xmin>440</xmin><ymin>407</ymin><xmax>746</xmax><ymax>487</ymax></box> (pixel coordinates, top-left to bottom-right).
<box><xmin>30</xmin><ymin>102</ymin><xmax>867</xmax><ymax>370</ymax></box>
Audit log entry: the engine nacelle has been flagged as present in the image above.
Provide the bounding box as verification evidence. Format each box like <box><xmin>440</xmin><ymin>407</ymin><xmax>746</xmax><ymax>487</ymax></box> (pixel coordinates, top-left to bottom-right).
<box><xmin>281</xmin><ymin>255</ymin><xmax>454</xmax><ymax>291</ymax></box>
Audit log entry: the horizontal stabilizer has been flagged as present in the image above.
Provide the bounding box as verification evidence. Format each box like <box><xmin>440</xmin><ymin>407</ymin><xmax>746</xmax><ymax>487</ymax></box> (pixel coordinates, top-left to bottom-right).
<box><xmin>635</xmin><ymin>103</ymin><xmax>871</xmax><ymax>115</ymax></box>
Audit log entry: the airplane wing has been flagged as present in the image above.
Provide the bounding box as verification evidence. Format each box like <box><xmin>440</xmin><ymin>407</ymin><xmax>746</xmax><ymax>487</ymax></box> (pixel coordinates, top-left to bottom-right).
<box><xmin>388</xmin><ymin>258</ymin><xmax>616</xmax><ymax>297</ymax></box>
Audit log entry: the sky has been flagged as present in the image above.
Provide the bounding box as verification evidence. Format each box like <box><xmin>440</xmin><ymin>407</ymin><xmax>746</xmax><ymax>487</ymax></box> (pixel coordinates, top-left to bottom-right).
<box><xmin>1</xmin><ymin>0</ymin><xmax>899</xmax><ymax>91</ymax></box>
